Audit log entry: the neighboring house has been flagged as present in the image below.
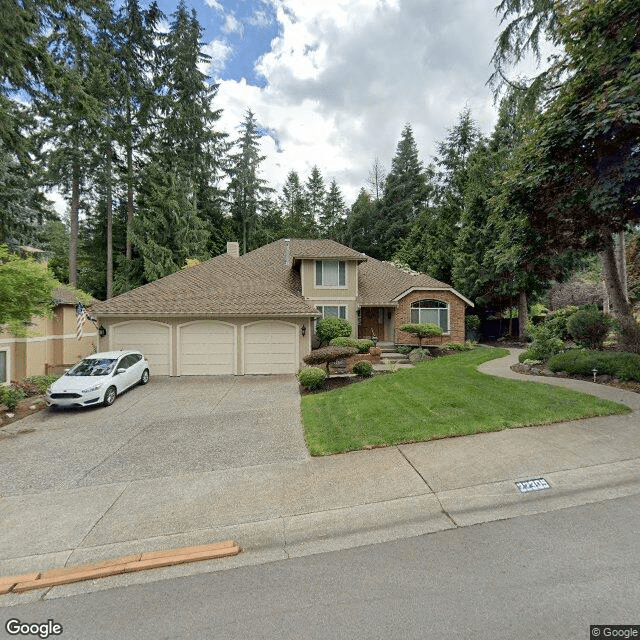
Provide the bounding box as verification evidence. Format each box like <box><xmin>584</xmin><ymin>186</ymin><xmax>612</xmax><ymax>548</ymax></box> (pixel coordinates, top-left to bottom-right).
<box><xmin>0</xmin><ymin>286</ymin><xmax>98</xmax><ymax>385</ymax></box>
<box><xmin>90</xmin><ymin>239</ymin><xmax>473</xmax><ymax>376</ymax></box>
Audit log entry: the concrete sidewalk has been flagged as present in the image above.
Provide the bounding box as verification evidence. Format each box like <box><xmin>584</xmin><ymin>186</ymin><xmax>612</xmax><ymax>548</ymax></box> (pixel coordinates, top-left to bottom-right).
<box><xmin>2</xmin><ymin>348</ymin><xmax>639</xmax><ymax>606</ymax></box>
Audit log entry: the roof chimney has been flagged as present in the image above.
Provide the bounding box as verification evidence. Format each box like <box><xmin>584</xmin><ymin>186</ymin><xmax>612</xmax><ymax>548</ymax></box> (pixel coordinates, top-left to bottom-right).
<box><xmin>227</xmin><ymin>241</ymin><xmax>240</xmax><ymax>258</ymax></box>
<box><xmin>284</xmin><ymin>238</ymin><xmax>291</xmax><ymax>266</ymax></box>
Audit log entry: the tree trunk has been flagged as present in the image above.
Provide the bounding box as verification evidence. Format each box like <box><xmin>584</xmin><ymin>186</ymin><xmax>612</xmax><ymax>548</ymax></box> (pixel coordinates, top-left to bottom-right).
<box><xmin>600</xmin><ymin>235</ymin><xmax>640</xmax><ymax>353</ymax></box>
<box><xmin>518</xmin><ymin>290</ymin><xmax>528</xmax><ymax>341</ymax></box>
<box><xmin>69</xmin><ymin>155</ymin><xmax>80</xmax><ymax>288</ymax></box>
<box><xmin>507</xmin><ymin>296</ymin><xmax>513</xmax><ymax>335</ymax></box>
<box><xmin>614</xmin><ymin>231</ymin><xmax>628</xmax><ymax>303</ymax></box>
<box><xmin>106</xmin><ymin>138</ymin><xmax>113</xmax><ymax>299</ymax></box>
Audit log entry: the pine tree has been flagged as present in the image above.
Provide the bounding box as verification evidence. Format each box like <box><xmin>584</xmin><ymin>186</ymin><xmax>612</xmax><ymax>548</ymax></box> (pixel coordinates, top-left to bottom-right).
<box><xmin>305</xmin><ymin>166</ymin><xmax>325</xmax><ymax>226</ymax></box>
<box><xmin>344</xmin><ymin>188</ymin><xmax>381</xmax><ymax>257</ymax></box>
<box><xmin>320</xmin><ymin>179</ymin><xmax>346</xmax><ymax>239</ymax></box>
<box><xmin>227</xmin><ymin>109</ymin><xmax>273</xmax><ymax>253</ymax></box>
<box><xmin>280</xmin><ymin>171</ymin><xmax>316</xmax><ymax>238</ymax></box>
<box><xmin>376</xmin><ymin>124</ymin><xmax>430</xmax><ymax>259</ymax></box>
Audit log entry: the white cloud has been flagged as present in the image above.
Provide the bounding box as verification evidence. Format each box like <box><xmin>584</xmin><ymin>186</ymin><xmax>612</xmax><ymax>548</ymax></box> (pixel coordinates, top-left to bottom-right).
<box><xmin>200</xmin><ymin>39</ymin><xmax>234</xmax><ymax>78</ymax></box>
<box><xmin>222</xmin><ymin>13</ymin><xmax>244</xmax><ymax>36</ymax></box>
<box><xmin>204</xmin><ymin>0</ymin><xmax>223</xmax><ymax>10</ymax></box>
<box><xmin>214</xmin><ymin>0</ymin><xmax>517</xmax><ymax>205</ymax></box>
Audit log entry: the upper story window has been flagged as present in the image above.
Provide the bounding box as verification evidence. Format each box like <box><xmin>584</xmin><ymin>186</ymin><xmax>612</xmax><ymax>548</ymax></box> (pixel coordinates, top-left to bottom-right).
<box><xmin>410</xmin><ymin>299</ymin><xmax>449</xmax><ymax>333</ymax></box>
<box><xmin>315</xmin><ymin>260</ymin><xmax>346</xmax><ymax>287</ymax></box>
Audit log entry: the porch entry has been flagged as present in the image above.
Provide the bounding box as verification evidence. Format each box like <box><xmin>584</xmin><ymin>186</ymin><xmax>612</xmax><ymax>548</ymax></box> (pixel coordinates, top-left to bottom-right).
<box><xmin>358</xmin><ymin>307</ymin><xmax>385</xmax><ymax>341</ymax></box>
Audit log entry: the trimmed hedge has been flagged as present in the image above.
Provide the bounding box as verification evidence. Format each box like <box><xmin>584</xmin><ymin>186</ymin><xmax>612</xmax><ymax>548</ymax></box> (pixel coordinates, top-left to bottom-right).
<box><xmin>0</xmin><ymin>386</ymin><xmax>26</xmax><ymax>410</ymax></box>
<box><xmin>548</xmin><ymin>350</ymin><xmax>640</xmax><ymax>382</ymax></box>
<box><xmin>303</xmin><ymin>346</ymin><xmax>359</xmax><ymax>372</ymax></box>
<box><xmin>566</xmin><ymin>308</ymin><xmax>615</xmax><ymax>349</ymax></box>
<box><xmin>330</xmin><ymin>337</ymin><xmax>374</xmax><ymax>353</ymax></box>
<box><xmin>352</xmin><ymin>361</ymin><xmax>374</xmax><ymax>377</ymax></box>
<box><xmin>298</xmin><ymin>367</ymin><xmax>327</xmax><ymax>390</ymax></box>
<box><xmin>315</xmin><ymin>317</ymin><xmax>352</xmax><ymax>345</ymax></box>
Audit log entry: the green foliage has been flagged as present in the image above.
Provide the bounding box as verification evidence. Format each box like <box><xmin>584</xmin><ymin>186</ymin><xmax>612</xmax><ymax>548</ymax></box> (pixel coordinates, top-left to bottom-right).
<box><xmin>566</xmin><ymin>308</ymin><xmax>615</xmax><ymax>350</ymax></box>
<box><xmin>397</xmin><ymin>345</ymin><xmax>413</xmax><ymax>354</ymax></box>
<box><xmin>465</xmin><ymin>315</ymin><xmax>481</xmax><ymax>331</ymax></box>
<box><xmin>542</xmin><ymin>305</ymin><xmax>580</xmax><ymax>340</ymax></box>
<box><xmin>520</xmin><ymin>323</ymin><xmax>565</xmax><ymax>362</ymax></box>
<box><xmin>297</xmin><ymin>367</ymin><xmax>327</xmax><ymax>390</ymax></box>
<box><xmin>0</xmin><ymin>245</ymin><xmax>59</xmax><ymax>324</ymax></box>
<box><xmin>303</xmin><ymin>346</ymin><xmax>359</xmax><ymax>369</ymax></box>
<box><xmin>0</xmin><ymin>386</ymin><xmax>27</xmax><ymax>410</ymax></box>
<box><xmin>548</xmin><ymin>350</ymin><xmax>640</xmax><ymax>382</ymax></box>
<box><xmin>399</xmin><ymin>323</ymin><xmax>443</xmax><ymax>346</ymax></box>
<box><xmin>352</xmin><ymin>361</ymin><xmax>373</xmax><ymax>377</ymax></box>
<box><xmin>24</xmin><ymin>374</ymin><xmax>60</xmax><ymax>395</ymax></box>
<box><xmin>329</xmin><ymin>337</ymin><xmax>374</xmax><ymax>353</ymax></box>
<box><xmin>408</xmin><ymin>348</ymin><xmax>430</xmax><ymax>363</ymax></box>
<box><xmin>444</xmin><ymin>342</ymin><xmax>474</xmax><ymax>351</ymax></box>
<box><xmin>315</xmin><ymin>317</ymin><xmax>352</xmax><ymax>345</ymax></box>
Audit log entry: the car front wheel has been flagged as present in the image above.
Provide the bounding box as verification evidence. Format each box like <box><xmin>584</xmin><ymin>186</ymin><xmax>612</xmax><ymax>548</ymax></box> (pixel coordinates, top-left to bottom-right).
<box><xmin>140</xmin><ymin>369</ymin><xmax>150</xmax><ymax>385</ymax></box>
<box><xmin>103</xmin><ymin>386</ymin><xmax>117</xmax><ymax>407</ymax></box>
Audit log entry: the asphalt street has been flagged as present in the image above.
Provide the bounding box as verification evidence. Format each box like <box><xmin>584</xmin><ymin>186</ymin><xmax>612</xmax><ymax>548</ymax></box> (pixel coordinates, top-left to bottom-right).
<box><xmin>3</xmin><ymin>494</ymin><xmax>639</xmax><ymax>640</ymax></box>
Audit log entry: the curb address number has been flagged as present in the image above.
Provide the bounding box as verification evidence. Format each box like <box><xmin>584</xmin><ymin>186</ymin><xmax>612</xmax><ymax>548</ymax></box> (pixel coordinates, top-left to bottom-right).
<box><xmin>515</xmin><ymin>478</ymin><xmax>550</xmax><ymax>493</ymax></box>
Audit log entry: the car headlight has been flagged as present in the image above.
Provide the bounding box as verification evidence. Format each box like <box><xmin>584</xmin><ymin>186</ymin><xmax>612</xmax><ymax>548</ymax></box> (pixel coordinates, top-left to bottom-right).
<box><xmin>81</xmin><ymin>384</ymin><xmax>104</xmax><ymax>394</ymax></box>
<box><xmin>46</xmin><ymin>387</ymin><xmax>52</xmax><ymax>395</ymax></box>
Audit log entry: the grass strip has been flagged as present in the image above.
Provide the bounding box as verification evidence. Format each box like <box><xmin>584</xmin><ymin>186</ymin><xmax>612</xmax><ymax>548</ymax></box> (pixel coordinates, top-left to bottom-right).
<box><xmin>301</xmin><ymin>347</ymin><xmax>631</xmax><ymax>456</ymax></box>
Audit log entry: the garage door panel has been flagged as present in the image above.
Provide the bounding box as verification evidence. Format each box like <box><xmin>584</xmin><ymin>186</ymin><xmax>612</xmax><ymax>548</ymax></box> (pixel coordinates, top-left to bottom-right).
<box><xmin>244</xmin><ymin>322</ymin><xmax>297</xmax><ymax>375</ymax></box>
<box><xmin>179</xmin><ymin>322</ymin><xmax>234</xmax><ymax>375</ymax></box>
<box><xmin>112</xmin><ymin>323</ymin><xmax>171</xmax><ymax>376</ymax></box>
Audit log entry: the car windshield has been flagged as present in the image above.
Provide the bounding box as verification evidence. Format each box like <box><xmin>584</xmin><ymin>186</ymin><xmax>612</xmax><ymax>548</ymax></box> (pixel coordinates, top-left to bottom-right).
<box><xmin>66</xmin><ymin>358</ymin><xmax>117</xmax><ymax>377</ymax></box>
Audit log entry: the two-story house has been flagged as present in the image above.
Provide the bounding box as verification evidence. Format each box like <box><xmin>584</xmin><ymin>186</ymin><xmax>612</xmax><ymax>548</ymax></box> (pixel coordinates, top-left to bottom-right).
<box><xmin>90</xmin><ymin>239</ymin><xmax>473</xmax><ymax>376</ymax></box>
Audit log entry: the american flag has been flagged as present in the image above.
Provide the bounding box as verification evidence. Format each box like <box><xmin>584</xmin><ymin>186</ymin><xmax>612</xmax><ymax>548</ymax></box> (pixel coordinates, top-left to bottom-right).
<box><xmin>75</xmin><ymin>302</ymin><xmax>87</xmax><ymax>341</ymax></box>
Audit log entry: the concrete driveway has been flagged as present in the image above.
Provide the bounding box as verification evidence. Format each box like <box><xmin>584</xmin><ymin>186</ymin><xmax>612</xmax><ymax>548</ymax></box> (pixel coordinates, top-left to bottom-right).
<box><xmin>0</xmin><ymin>375</ymin><xmax>309</xmax><ymax>496</ymax></box>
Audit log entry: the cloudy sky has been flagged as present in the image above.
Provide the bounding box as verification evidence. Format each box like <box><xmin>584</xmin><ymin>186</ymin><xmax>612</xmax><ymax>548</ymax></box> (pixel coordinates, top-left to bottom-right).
<box><xmin>156</xmin><ymin>0</ymin><xmax>512</xmax><ymax>205</ymax></box>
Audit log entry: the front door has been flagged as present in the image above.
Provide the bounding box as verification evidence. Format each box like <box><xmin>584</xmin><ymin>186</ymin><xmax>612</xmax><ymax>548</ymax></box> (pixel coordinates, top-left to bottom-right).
<box><xmin>359</xmin><ymin>307</ymin><xmax>385</xmax><ymax>340</ymax></box>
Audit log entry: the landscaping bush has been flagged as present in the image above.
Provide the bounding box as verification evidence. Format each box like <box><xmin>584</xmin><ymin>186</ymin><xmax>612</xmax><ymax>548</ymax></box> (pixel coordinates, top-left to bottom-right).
<box><xmin>397</xmin><ymin>345</ymin><xmax>413</xmax><ymax>355</ymax></box>
<box><xmin>566</xmin><ymin>307</ymin><xmax>615</xmax><ymax>349</ymax></box>
<box><xmin>22</xmin><ymin>374</ymin><xmax>60</xmax><ymax>396</ymax></box>
<box><xmin>399</xmin><ymin>322</ymin><xmax>443</xmax><ymax>346</ymax></box>
<box><xmin>303</xmin><ymin>346</ymin><xmax>359</xmax><ymax>374</ymax></box>
<box><xmin>352</xmin><ymin>361</ymin><xmax>374</xmax><ymax>377</ymax></box>
<box><xmin>465</xmin><ymin>315</ymin><xmax>481</xmax><ymax>332</ymax></box>
<box><xmin>298</xmin><ymin>367</ymin><xmax>327</xmax><ymax>390</ymax></box>
<box><xmin>408</xmin><ymin>348</ymin><xmax>430</xmax><ymax>363</ymax></box>
<box><xmin>315</xmin><ymin>317</ymin><xmax>352</xmax><ymax>345</ymax></box>
<box><xmin>329</xmin><ymin>337</ymin><xmax>374</xmax><ymax>353</ymax></box>
<box><xmin>543</xmin><ymin>305</ymin><xmax>580</xmax><ymax>340</ymax></box>
<box><xmin>548</xmin><ymin>350</ymin><xmax>640</xmax><ymax>382</ymax></box>
<box><xmin>520</xmin><ymin>323</ymin><xmax>565</xmax><ymax>362</ymax></box>
<box><xmin>0</xmin><ymin>386</ymin><xmax>27</xmax><ymax>410</ymax></box>
<box><xmin>444</xmin><ymin>342</ymin><xmax>475</xmax><ymax>351</ymax></box>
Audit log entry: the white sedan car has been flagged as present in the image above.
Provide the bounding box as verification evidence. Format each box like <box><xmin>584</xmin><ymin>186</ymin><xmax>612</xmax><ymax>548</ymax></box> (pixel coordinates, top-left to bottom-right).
<box><xmin>46</xmin><ymin>350</ymin><xmax>150</xmax><ymax>409</ymax></box>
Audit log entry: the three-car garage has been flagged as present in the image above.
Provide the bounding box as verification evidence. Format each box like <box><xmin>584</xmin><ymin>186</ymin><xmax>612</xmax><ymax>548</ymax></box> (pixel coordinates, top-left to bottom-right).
<box><xmin>108</xmin><ymin>319</ymin><xmax>301</xmax><ymax>376</ymax></box>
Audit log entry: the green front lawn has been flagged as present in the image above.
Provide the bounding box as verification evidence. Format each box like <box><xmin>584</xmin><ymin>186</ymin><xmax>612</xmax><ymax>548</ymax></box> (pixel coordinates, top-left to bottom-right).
<box><xmin>301</xmin><ymin>347</ymin><xmax>631</xmax><ymax>456</ymax></box>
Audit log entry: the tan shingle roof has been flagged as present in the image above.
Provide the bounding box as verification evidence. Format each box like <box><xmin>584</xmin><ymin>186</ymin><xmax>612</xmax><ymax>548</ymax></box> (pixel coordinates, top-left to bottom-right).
<box><xmin>90</xmin><ymin>254</ymin><xmax>319</xmax><ymax>316</ymax></box>
<box><xmin>53</xmin><ymin>285</ymin><xmax>99</xmax><ymax>306</ymax></box>
<box><xmin>357</xmin><ymin>257</ymin><xmax>459</xmax><ymax>306</ymax></box>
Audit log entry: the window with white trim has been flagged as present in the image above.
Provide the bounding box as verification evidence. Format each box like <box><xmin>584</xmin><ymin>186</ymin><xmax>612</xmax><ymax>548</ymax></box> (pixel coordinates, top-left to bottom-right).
<box><xmin>315</xmin><ymin>260</ymin><xmax>346</xmax><ymax>287</ymax></box>
<box><xmin>410</xmin><ymin>299</ymin><xmax>449</xmax><ymax>333</ymax></box>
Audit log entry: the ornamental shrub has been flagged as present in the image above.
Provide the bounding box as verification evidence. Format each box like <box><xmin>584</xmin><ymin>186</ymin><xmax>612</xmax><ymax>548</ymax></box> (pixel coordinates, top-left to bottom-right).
<box><xmin>444</xmin><ymin>342</ymin><xmax>474</xmax><ymax>351</ymax></box>
<box><xmin>566</xmin><ymin>308</ymin><xmax>615</xmax><ymax>350</ymax></box>
<box><xmin>520</xmin><ymin>323</ymin><xmax>565</xmax><ymax>362</ymax></box>
<box><xmin>297</xmin><ymin>367</ymin><xmax>327</xmax><ymax>390</ymax></box>
<box><xmin>23</xmin><ymin>374</ymin><xmax>60</xmax><ymax>395</ymax></box>
<box><xmin>543</xmin><ymin>305</ymin><xmax>580</xmax><ymax>340</ymax></box>
<box><xmin>408</xmin><ymin>348</ymin><xmax>430</xmax><ymax>363</ymax></box>
<box><xmin>315</xmin><ymin>317</ymin><xmax>352</xmax><ymax>345</ymax></box>
<box><xmin>352</xmin><ymin>361</ymin><xmax>373</xmax><ymax>377</ymax></box>
<box><xmin>399</xmin><ymin>322</ymin><xmax>443</xmax><ymax>346</ymax></box>
<box><xmin>548</xmin><ymin>350</ymin><xmax>640</xmax><ymax>382</ymax></box>
<box><xmin>330</xmin><ymin>337</ymin><xmax>374</xmax><ymax>353</ymax></box>
<box><xmin>0</xmin><ymin>386</ymin><xmax>26</xmax><ymax>410</ymax></box>
<box><xmin>397</xmin><ymin>345</ymin><xmax>413</xmax><ymax>354</ymax></box>
<box><xmin>465</xmin><ymin>315</ymin><xmax>481</xmax><ymax>331</ymax></box>
<box><xmin>303</xmin><ymin>346</ymin><xmax>358</xmax><ymax>374</ymax></box>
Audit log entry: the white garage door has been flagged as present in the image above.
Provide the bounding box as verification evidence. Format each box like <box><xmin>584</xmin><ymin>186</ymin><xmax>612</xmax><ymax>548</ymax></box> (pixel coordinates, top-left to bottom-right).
<box><xmin>244</xmin><ymin>322</ymin><xmax>298</xmax><ymax>374</ymax></box>
<box><xmin>179</xmin><ymin>321</ymin><xmax>235</xmax><ymax>375</ymax></box>
<box><xmin>111</xmin><ymin>322</ymin><xmax>171</xmax><ymax>375</ymax></box>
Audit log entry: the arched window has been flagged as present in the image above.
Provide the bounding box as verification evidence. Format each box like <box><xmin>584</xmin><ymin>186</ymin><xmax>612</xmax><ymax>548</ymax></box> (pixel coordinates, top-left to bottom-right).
<box><xmin>410</xmin><ymin>299</ymin><xmax>449</xmax><ymax>332</ymax></box>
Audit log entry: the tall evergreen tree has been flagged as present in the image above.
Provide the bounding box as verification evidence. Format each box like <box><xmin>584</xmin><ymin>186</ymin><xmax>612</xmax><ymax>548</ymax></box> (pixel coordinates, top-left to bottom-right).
<box><xmin>227</xmin><ymin>109</ymin><xmax>273</xmax><ymax>253</ymax></box>
<box><xmin>305</xmin><ymin>166</ymin><xmax>325</xmax><ymax>226</ymax></box>
<box><xmin>344</xmin><ymin>188</ymin><xmax>380</xmax><ymax>257</ymax></box>
<box><xmin>280</xmin><ymin>170</ymin><xmax>316</xmax><ymax>238</ymax></box>
<box><xmin>320</xmin><ymin>179</ymin><xmax>346</xmax><ymax>239</ymax></box>
<box><xmin>376</xmin><ymin>124</ymin><xmax>430</xmax><ymax>259</ymax></box>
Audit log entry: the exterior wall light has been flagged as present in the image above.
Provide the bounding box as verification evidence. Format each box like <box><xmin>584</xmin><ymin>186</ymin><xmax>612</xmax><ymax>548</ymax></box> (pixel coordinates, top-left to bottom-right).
<box><xmin>301</xmin><ymin>325</ymin><xmax>306</xmax><ymax>337</ymax></box>
<box><xmin>99</xmin><ymin>325</ymin><xmax>107</xmax><ymax>337</ymax></box>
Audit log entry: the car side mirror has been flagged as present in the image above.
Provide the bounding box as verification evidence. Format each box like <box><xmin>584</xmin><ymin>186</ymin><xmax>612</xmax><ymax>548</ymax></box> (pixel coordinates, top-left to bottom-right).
<box><xmin>116</xmin><ymin>368</ymin><xmax>126</xmax><ymax>375</ymax></box>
